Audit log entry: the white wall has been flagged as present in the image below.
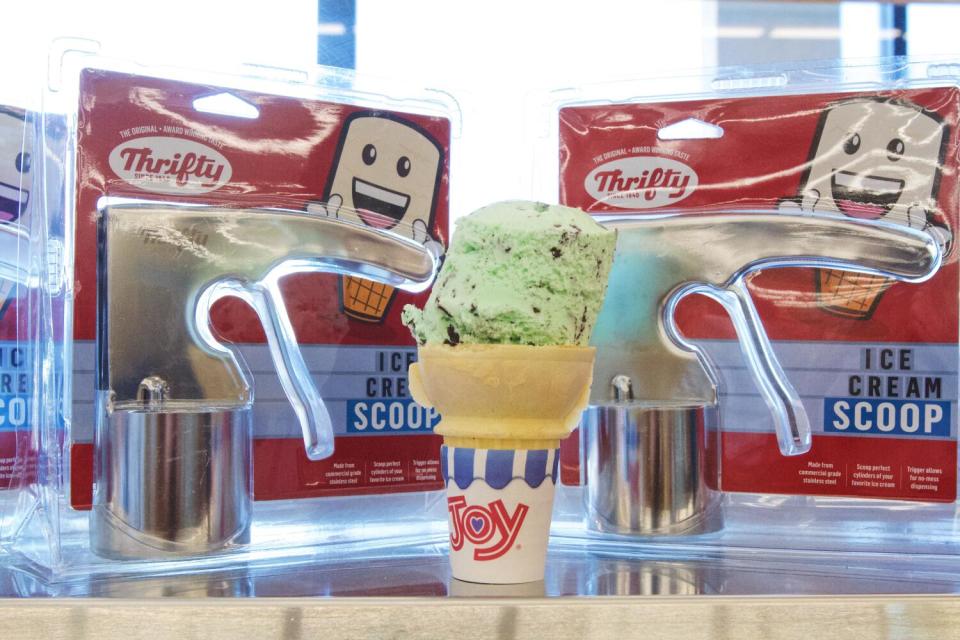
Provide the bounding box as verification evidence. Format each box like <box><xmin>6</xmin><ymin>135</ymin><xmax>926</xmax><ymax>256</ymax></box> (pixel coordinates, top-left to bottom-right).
<box><xmin>355</xmin><ymin>0</ymin><xmax>719</xmax><ymax>215</ymax></box>
<box><xmin>0</xmin><ymin>0</ymin><xmax>317</xmax><ymax>110</ymax></box>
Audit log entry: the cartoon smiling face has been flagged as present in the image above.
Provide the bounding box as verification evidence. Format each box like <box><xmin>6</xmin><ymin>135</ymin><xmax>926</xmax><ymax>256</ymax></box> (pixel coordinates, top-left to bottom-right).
<box><xmin>793</xmin><ymin>97</ymin><xmax>952</xmax><ymax>321</ymax></box>
<box><xmin>804</xmin><ymin>99</ymin><xmax>948</xmax><ymax>227</ymax></box>
<box><xmin>324</xmin><ymin>113</ymin><xmax>443</xmax><ymax>237</ymax></box>
<box><xmin>0</xmin><ymin>109</ymin><xmax>31</xmax><ymax>224</ymax></box>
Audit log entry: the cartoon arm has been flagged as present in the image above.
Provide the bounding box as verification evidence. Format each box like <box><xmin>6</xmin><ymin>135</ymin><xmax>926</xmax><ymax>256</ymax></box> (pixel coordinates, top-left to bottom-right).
<box><xmin>907</xmin><ymin>204</ymin><xmax>953</xmax><ymax>255</ymax></box>
<box><xmin>412</xmin><ymin>218</ymin><xmax>446</xmax><ymax>263</ymax></box>
<box><xmin>777</xmin><ymin>188</ymin><xmax>826</xmax><ymax>216</ymax></box>
<box><xmin>305</xmin><ymin>193</ymin><xmax>343</xmax><ymax>219</ymax></box>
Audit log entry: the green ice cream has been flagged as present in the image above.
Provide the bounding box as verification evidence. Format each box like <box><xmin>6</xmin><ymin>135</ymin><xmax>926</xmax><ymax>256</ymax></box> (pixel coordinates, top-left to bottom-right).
<box><xmin>402</xmin><ymin>200</ymin><xmax>616</xmax><ymax>347</ymax></box>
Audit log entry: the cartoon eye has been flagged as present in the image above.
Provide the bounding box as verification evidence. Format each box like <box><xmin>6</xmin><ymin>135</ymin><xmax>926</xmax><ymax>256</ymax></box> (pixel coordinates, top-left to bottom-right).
<box><xmin>15</xmin><ymin>152</ymin><xmax>30</xmax><ymax>173</ymax></box>
<box><xmin>843</xmin><ymin>133</ymin><xmax>861</xmax><ymax>155</ymax></box>
<box><xmin>886</xmin><ymin>138</ymin><xmax>905</xmax><ymax>161</ymax></box>
<box><xmin>397</xmin><ymin>156</ymin><xmax>411</xmax><ymax>177</ymax></box>
<box><xmin>362</xmin><ymin>144</ymin><xmax>377</xmax><ymax>165</ymax></box>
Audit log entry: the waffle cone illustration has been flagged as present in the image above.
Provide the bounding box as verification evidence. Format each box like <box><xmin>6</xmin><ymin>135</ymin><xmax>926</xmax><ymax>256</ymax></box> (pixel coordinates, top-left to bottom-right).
<box><xmin>409</xmin><ymin>343</ymin><xmax>595</xmax><ymax>583</ymax></box>
<box><xmin>340</xmin><ymin>275</ymin><xmax>396</xmax><ymax>322</ymax></box>
<box><xmin>815</xmin><ymin>268</ymin><xmax>893</xmax><ymax>319</ymax></box>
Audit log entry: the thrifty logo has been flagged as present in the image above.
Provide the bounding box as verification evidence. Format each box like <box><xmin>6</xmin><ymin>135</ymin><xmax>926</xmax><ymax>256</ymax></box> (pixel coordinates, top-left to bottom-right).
<box><xmin>585</xmin><ymin>155</ymin><xmax>697</xmax><ymax>209</ymax></box>
<box><xmin>447</xmin><ymin>495</ymin><xmax>528</xmax><ymax>561</ymax></box>
<box><xmin>109</xmin><ymin>136</ymin><xmax>232</xmax><ymax>195</ymax></box>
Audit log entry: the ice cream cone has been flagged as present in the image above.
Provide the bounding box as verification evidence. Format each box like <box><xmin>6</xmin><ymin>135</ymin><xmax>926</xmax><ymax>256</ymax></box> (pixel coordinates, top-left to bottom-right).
<box><xmin>815</xmin><ymin>268</ymin><xmax>892</xmax><ymax>319</ymax></box>
<box><xmin>340</xmin><ymin>275</ymin><xmax>396</xmax><ymax>321</ymax></box>
<box><xmin>409</xmin><ymin>344</ymin><xmax>595</xmax><ymax>448</ymax></box>
<box><xmin>409</xmin><ymin>343</ymin><xmax>595</xmax><ymax>583</ymax></box>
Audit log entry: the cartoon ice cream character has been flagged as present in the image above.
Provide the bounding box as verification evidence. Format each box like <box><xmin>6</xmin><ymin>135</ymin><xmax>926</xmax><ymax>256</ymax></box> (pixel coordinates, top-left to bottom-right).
<box><xmin>781</xmin><ymin>97</ymin><xmax>951</xmax><ymax>319</ymax></box>
<box><xmin>308</xmin><ymin>111</ymin><xmax>444</xmax><ymax>322</ymax></box>
<box><xmin>0</xmin><ymin>108</ymin><xmax>31</xmax><ymax>318</ymax></box>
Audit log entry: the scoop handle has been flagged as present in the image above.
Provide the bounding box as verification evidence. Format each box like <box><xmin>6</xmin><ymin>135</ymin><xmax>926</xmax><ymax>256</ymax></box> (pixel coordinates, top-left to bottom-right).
<box><xmin>249</xmin><ymin>278</ymin><xmax>336</xmax><ymax>461</ymax></box>
<box><xmin>667</xmin><ymin>221</ymin><xmax>942</xmax><ymax>458</ymax></box>
<box><xmin>704</xmin><ymin>280</ymin><xmax>811</xmax><ymax>456</ymax></box>
<box><xmin>596</xmin><ymin>212</ymin><xmax>943</xmax><ymax>456</ymax></box>
<box><xmin>197</xmin><ymin>276</ymin><xmax>334</xmax><ymax>460</ymax></box>
<box><xmin>101</xmin><ymin>202</ymin><xmax>440</xmax><ymax>464</ymax></box>
<box><xmin>256</xmin><ymin>284</ymin><xmax>334</xmax><ymax>460</ymax></box>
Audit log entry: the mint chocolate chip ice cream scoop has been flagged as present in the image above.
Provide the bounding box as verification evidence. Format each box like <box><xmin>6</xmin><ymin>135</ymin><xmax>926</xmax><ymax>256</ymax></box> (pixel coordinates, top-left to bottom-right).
<box><xmin>402</xmin><ymin>200</ymin><xmax>616</xmax><ymax>346</ymax></box>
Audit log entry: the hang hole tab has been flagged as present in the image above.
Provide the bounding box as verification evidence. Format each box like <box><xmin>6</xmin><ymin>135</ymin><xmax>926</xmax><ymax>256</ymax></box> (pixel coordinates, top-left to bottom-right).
<box><xmin>711</xmin><ymin>74</ymin><xmax>788</xmax><ymax>91</ymax></box>
<box><xmin>928</xmin><ymin>63</ymin><xmax>960</xmax><ymax>80</ymax></box>
<box><xmin>192</xmin><ymin>93</ymin><xmax>260</xmax><ymax>120</ymax></box>
<box><xmin>657</xmin><ymin>118</ymin><xmax>724</xmax><ymax>141</ymax></box>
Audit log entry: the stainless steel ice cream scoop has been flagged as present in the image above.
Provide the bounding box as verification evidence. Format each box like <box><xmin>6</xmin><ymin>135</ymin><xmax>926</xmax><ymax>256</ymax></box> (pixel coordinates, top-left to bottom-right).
<box><xmin>92</xmin><ymin>201</ymin><xmax>437</xmax><ymax>559</ymax></box>
<box><xmin>583</xmin><ymin>212</ymin><xmax>941</xmax><ymax>536</ymax></box>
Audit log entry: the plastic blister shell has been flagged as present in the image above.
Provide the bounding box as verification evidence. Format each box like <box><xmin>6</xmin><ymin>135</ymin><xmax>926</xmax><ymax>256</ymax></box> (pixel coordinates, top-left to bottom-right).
<box><xmin>0</xmin><ymin>105</ymin><xmax>39</xmax><ymax>556</ymax></box>
<box><xmin>3</xmin><ymin>38</ymin><xmax>461</xmax><ymax>581</ymax></box>
<box><xmin>7</xmin><ymin>45</ymin><xmax>960</xmax><ymax>591</ymax></box>
<box><xmin>539</xmin><ymin>56</ymin><xmax>960</xmax><ymax>574</ymax></box>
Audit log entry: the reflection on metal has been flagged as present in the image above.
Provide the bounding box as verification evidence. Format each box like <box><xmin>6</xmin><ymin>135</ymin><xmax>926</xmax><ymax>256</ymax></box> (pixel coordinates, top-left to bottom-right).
<box><xmin>91</xmin><ymin>407</ymin><xmax>252</xmax><ymax>559</ymax></box>
<box><xmin>585</xmin><ymin>212</ymin><xmax>940</xmax><ymax>536</ymax></box>
<box><xmin>590</xmin><ymin>213</ymin><xmax>939</xmax><ymax>455</ymax></box>
<box><xmin>582</xmin><ymin>406</ymin><xmax>722</xmax><ymax>536</ymax></box>
<box><xmin>92</xmin><ymin>202</ymin><xmax>437</xmax><ymax>559</ymax></box>
<box><xmin>586</xmin><ymin>561</ymin><xmax>712</xmax><ymax>596</ymax></box>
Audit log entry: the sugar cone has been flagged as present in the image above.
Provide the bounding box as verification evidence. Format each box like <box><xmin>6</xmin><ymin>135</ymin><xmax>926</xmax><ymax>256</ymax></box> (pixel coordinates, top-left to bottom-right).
<box><xmin>408</xmin><ymin>343</ymin><xmax>596</xmax><ymax>449</ymax></box>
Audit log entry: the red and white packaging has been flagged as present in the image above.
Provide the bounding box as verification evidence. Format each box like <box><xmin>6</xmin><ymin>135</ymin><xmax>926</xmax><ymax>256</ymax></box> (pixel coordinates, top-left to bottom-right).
<box><xmin>558</xmin><ymin>85</ymin><xmax>959</xmax><ymax>502</ymax></box>
<box><xmin>69</xmin><ymin>69</ymin><xmax>452</xmax><ymax>508</ymax></box>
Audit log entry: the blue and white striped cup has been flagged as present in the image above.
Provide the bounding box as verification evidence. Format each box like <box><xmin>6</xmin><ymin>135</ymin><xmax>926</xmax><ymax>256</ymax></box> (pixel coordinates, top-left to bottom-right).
<box><xmin>441</xmin><ymin>445</ymin><xmax>560</xmax><ymax>584</ymax></box>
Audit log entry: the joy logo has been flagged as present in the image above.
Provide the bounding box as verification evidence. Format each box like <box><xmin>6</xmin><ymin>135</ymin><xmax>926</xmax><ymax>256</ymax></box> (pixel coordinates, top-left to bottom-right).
<box><xmin>447</xmin><ymin>495</ymin><xmax>528</xmax><ymax>561</ymax></box>
<box><xmin>585</xmin><ymin>155</ymin><xmax>698</xmax><ymax>209</ymax></box>
<box><xmin>109</xmin><ymin>136</ymin><xmax>232</xmax><ymax>195</ymax></box>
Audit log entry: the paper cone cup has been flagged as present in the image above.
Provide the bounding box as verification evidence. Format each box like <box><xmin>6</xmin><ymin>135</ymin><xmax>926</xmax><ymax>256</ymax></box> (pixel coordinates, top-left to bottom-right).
<box><xmin>815</xmin><ymin>268</ymin><xmax>892</xmax><ymax>319</ymax></box>
<box><xmin>441</xmin><ymin>443</ymin><xmax>558</xmax><ymax>583</ymax></box>
<box><xmin>409</xmin><ymin>344</ymin><xmax>595</xmax><ymax>583</ymax></box>
<box><xmin>340</xmin><ymin>275</ymin><xmax>396</xmax><ymax>321</ymax></box>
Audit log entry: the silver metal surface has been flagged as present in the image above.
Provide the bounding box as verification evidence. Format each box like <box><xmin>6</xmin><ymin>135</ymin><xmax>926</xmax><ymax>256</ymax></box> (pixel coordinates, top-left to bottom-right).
<box><xmin>591</xmin><ymin>213</ymin><xmax>939</xmax><ymax>408</ymax></box>
<box><xmin>93</xmin><ymin>202</ymin><xmax>437</xmax><ymax>559</ymax></box>
<box><xmin>585</xmin><ymin>213</ymin><xmax>940</xmax><ymax>535</ymax></box>
<box><xmin>90</xmin><ymin>406</ymin><xmax>251</xmax><ymax>559</ymax></box>
<box><xmin>582</xmin><ymin>406</ymin><xmax>719</xmax><ymax>536</ymax></box>
<box><xmin>98</xmin><ymin>202</ymin><xmax>435</xmax><ymax>410</ymax></box>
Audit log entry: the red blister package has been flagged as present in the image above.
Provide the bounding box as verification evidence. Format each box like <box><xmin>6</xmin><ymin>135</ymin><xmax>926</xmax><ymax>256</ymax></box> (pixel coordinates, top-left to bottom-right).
<box><xmin>559</xmin><ymin>85</ymin><xmax>959</xmax><ymax>501</ymax></box>
<box><xmin>69</xmin><ymin>69</ymin><xmax>452</xmax><ymax>508</ymax></box>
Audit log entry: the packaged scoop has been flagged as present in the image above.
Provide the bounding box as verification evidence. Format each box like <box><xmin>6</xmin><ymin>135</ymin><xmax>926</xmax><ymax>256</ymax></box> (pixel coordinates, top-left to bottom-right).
<box><xmin>405</xmin><ymin>201</ymin><xmax>615</xmax><ymax>583</ymax></box>
<box><xmin>93</xmin><ymin>201</ymin><xmax>437</xmax><ymax>559</ymax></box>
<box><xmin>583</xmin><ymin>211</ymin><xmax>942</xmax><ymax>536</ymax></box>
